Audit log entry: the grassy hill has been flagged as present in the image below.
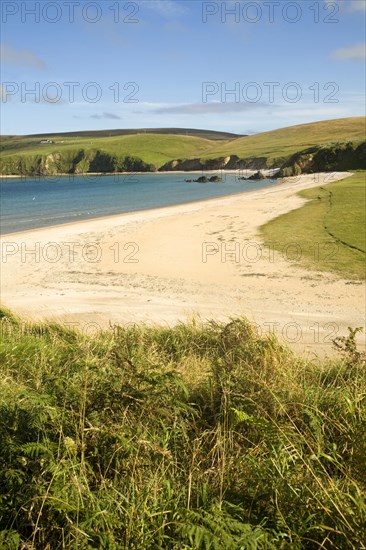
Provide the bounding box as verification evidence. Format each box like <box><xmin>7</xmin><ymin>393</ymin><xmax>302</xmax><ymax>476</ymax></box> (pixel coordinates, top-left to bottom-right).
<box><xmin>22</xmin><ymin>127</ymin><xmax>243</xmax><ymax>140</ymax></box>
<box><xmin>0</xmin><ymin>117</ymin><xmax>365</xmax><ymax>175</ymax></box>
<box><xmin>202</xmin><ymin>116</ymin><xmax>366</xmax><ymax>164</ymax></box>
<box><xmin>0</xmin><ymin>134</ymin><xmax>222</xmax><ymax>165</ymax></box>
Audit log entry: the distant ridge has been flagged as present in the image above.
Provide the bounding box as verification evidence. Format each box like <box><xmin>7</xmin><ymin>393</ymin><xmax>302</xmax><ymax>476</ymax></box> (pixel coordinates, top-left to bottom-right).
<box><xmin>22</xmin><ymin>128</ymin><xmax>245</xmax><ymax>141</ymax></box>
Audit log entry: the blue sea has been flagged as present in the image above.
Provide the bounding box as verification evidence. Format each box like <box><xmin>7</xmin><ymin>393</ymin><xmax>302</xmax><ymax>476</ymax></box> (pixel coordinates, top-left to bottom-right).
<box><xmin>0</xmin><ymin>173</ymin><xmax>278</xmax><ymax>234</ymax></box>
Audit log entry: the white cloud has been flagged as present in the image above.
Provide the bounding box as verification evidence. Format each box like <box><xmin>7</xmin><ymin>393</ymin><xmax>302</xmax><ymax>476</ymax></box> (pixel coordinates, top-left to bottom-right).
<box><xmin>324</xmin><ymin>0</ymin><xmax>366</xmax><ymax>12</ymax></box>
<box><xmin>331</xmin><ymin>43</ymin><xmax>366</xmax><ymax>60</ymax></box>
<box><xmin>91</xmin><ymin>112</ymin><xmax>122</xmax><ymax>120</ymax></box>
<box><xmin>347</xmin><ymin>0</ymin><xmax>366</xmax><ymax>12</ymax></box>
<box><xmin>0</xmin><ymin>85</ymin><xmax>7</xmax><ymax>101</ymax></box>
<box><xmin>324</xmin><ymin>0</ymin><xmax>344</xmax><ymax>8</ymax></box>
<box><xmin>154</xmin><ymin>101</ymin><xmax>270</xmax><ymax>114</ymax></box>
<box><xmin>0</xmin><ymin>44</ymin><xmax>46</xmax><ymax>69</ymax></box>
<box><xmin>141</xmin><ymin>0</ymin><xmax>187</xmax><ymax>19</ymax></box>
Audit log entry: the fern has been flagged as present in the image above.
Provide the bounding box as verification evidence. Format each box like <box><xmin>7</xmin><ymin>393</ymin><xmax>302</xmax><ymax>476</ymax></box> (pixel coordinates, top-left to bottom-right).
<box><xmin>0</xmin><ymin>315</ymin><xmax>365</xmax><ymax>548</ymax></box>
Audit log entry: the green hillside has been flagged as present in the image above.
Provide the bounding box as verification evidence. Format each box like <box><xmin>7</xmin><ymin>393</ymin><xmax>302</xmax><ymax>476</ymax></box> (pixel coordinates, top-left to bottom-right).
<box><xmin>0</xmin><ymin>117</ymin><xmax>365</xmax><ymax>175</ymax></box>
<box><xmin>0</xmin><ymin>134</ymin><xmax>222</xmax><ymax>167</ymax></box>
<box><xmin>23</xmin><ymin>127</ymin><xmax>243</xmax><ymax>140</ymax></box>
<box><xmin>203</xmin><ymin>117</ymin><xmax>366</xmax><ymax>164</ymax></box>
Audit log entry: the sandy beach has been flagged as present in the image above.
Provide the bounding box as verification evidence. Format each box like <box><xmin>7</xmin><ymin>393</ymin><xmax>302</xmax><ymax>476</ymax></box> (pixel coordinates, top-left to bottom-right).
<box><xmin>1</xmin><ymin>171</ymin><xmax>365</xmax><ymax>357</ymax></box>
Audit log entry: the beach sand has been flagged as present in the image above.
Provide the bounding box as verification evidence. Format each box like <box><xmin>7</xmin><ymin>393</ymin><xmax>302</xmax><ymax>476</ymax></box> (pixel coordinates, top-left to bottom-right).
<box><xmin>1</xmin><ymin>172</ymin><xmax>364</xmax><ymax>357</ymax></box>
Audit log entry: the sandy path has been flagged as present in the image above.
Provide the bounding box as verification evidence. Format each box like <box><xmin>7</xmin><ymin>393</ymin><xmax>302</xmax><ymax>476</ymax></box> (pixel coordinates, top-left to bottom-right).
<box><xmin>1</xmin><ymin>172</ymin><xmax>365</xmax><ymax>357</ymax></box>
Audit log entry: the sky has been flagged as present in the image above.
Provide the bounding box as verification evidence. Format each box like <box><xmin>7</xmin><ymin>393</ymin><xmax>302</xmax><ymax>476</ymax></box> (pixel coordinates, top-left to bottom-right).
<box><xmin>0</xmin><ymin>0</ymin><xmax>365</xmax><ymax>135</ymax></box>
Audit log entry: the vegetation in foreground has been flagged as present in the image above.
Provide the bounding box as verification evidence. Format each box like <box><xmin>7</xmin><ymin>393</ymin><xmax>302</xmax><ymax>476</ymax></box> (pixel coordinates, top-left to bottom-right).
<box><xmin>261</xmin><ymin>172</ymin><xmax>366</xmax><ymax>279</ymax></box>
<box><xmin>0</xmin><ymin>309</ymin><xmax>365</xmax><ymax>549</ymax></box>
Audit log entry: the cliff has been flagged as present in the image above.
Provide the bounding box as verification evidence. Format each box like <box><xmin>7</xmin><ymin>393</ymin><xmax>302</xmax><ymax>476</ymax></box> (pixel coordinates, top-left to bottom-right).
<box><xmin>1</xmin><ymin>142</ymin><xmax>364</xmax><ymax>178</ymax></box>
<box><xmin>0</xmin><ymin>149</ymin><xmax>157</xmax><ymax>176</ymax></box>
<box><xmin>278</xmin><ymin>142</ymin><xmax>366</xmax><ymax>177</ymax></box>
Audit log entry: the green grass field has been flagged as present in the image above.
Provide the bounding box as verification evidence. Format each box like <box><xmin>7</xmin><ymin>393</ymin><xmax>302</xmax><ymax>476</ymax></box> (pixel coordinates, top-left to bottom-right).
<box><xmin>261</xmin><ymin>172</ymin><xmax>366</xmax><ymax>279</ymax></box>
<box><xmin>1</xmin><ymin>117</ymin><xmax>365</xmax><ymax>170</ymax></box>
<box><xmin>0</xmin><ymin>134</ymin><xmax>225</xmax><ymax>167</ymax></box>
<box><xmin>0</xmin><ymin>309</ymin><xmax>365</xmax><ymax>549</ymax></box>
<box><xmin>203</xmin><ymin>117</ymin><xmax>366</xmax><ymax>163</ymax></box>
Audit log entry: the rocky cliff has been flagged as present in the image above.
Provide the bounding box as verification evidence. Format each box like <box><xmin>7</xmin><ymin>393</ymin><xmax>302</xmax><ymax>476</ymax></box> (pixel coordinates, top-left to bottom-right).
<box><xmin>0</xmin><ymin>149</ymin><xmax>156</xmax><ymax>176</ymax></box>
<box><xmin>278</xmin><ymin>142</ymin><xmax>366</xmax><ymax>177</ymax></box>
<box><xmin>158</xmin><ymin>155</ymin><xmax>269</xmax><ymax>172</ymax></box>
<box><xmin>1</xmin><ymin>141</ymin><xmax>364</xmax><ymax>177</ymax></box>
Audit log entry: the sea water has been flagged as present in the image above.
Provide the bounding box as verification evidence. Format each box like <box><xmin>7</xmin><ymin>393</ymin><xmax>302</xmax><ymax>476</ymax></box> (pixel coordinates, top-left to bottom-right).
<box><xmin>0</xmin><ymin>172</ymin><xmax>278</xmax><ymax>234</ymax></box>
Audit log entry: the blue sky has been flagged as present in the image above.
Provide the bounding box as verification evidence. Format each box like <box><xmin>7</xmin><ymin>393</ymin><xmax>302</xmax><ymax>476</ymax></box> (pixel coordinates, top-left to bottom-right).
<box><xmin>1</xmin><ymin>0</ymin><xmax>365</xmax><ymax>135</ymax></box>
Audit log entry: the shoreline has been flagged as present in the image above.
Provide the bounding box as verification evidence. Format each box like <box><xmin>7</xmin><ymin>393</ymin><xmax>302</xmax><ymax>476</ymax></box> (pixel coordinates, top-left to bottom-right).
<box><xmin>1</xmin><ymin>171</ymin><xmax>363</xmax><ymax>357</ymax></box>
<box><xmin>1</xmin><ymin>171</ymin><xmax>341</xmax><ymax>239</ymax></box>
<box><xmin>1</xmin><ymin>178</ymin><xmax>282</xmax><ymax>238</ymax></box>
<box><xmin>0</xmin><ymin>169</ymin><xmax>279</xmax><ymax>179</ymax></box>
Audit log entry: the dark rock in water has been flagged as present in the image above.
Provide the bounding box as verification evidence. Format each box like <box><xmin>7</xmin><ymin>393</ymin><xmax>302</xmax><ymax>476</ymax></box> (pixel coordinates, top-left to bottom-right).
<box><xmin>185</xmin><ymin>179</ymin><xmax>193</xmax><ymax>183</ymax></box>
<box><xmin>249</xmin><ymin>171</ymin><xmax>266</xmax><ymax>180</ymax></box>
<box><xmin>188</xmin><ymin>175</ymin><xmax>223</xmax><ymax>183</ymax></box>
<box><xmin>269</xmin><ymin>170</ymin><xmax>282</xmax><ymax>179</ymax></box>
<box><xmin>240</xmin><ymin>171</ymin><xmax>266</xmax><ymax>181</ymax></box>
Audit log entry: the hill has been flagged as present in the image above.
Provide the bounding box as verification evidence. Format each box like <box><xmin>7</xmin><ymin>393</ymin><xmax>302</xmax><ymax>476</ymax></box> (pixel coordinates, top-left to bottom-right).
<box><xmin>21</xmin><ymin>127</ymin><xmax>244</xmax><ymax>140</ymax></box>
<box><xmin>203</xmin><ymin>116</ymin><xmax>366</xmax><ymax>164</ymax></box>
<box><xmin>0</xmin><ymin>117</ymin><xmax>365</xmax><ymax>175</ymax></box>
<box><xmin>0</xmin><ymin>134</ymin><xmax>223</xmax><ymax>174</ymax></box>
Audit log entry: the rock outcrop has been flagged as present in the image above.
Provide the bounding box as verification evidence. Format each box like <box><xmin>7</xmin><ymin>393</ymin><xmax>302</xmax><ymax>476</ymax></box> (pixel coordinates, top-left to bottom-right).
<box><xmin>185</xmin><ymin>176</ymin><xmax>223</xmax><ymax>183</ymax></box>
<box><xmin>278</xmin><ymin>142</ymin><xmax>366</xmax><ymax>177</ymax></box>
<box><xmin>159</xmin><ymin>155</ymin><xmax>269</xmax><ymax>172</ymax></box>
<box><xmin>239</xmin><ymin>171</ymin><xmax>266</xmax><ymax>181</ymax></box>
<box><xmin>159</xmin><ymin>159</ymin><xmax>203</xmax><ymax>171</ymax></box>
<box><xmin>0</xmin><ymin>149</ymin><xmax>157</xmax><ymax>176</ymax></box>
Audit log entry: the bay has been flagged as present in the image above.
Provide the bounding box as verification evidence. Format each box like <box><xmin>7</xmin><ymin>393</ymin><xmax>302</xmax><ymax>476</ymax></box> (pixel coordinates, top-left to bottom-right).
<box><xmin>0</xmin><ymin>172</ymin><xmax>277</xmax><ymax>234</ymax></box>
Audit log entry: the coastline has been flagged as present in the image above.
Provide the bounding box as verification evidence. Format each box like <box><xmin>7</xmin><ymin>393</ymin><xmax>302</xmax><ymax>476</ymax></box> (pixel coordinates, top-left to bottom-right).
<box><xmin>1</xmin><ymin>177</ymin><xmax>281</xmax><ymax>238</ymax></box>
<box><xmin>1</xmin><ymin>171</ymin><xmax>364</xmax><ymax>357</ymax></box>
<box><xmin>0</xmin><ymin>168</ymin><xmax>278</xmax><ymax>179</ymax></box>
<box><xmin>1</xmin><ymin>168</ymin><xmax>279</xmax><ymax>236</ymax></box>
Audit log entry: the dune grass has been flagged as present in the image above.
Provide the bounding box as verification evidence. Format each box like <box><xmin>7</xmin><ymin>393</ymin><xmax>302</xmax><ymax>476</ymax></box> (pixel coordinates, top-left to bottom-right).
<box><xmin>260</xmin><ymin>172</ymin><xmax>366</xmax><ymax>279</ymax></box>
<box><xmin>0</xmin><ymin>308</ymin><xmax>365</xmax><ymax>549</ymax></box>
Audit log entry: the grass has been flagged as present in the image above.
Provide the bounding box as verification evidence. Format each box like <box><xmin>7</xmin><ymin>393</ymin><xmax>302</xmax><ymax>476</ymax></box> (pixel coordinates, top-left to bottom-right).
<box><xmin>0</xmin><ymin>308</ymin><xmax>365</xmax><ymax>549</ymax></box>
<box><xmin>260</xmin><ymin>172</ymin><xmax>366</xmax><ymax>279</ymax></box>
<box><xmin>0</xmin><ymin>134</ymin><xmax>225</xmax><ymax>168</ymax></box>
<box><xmin>203</xmin><ymin>117</ymin><xmax>366</xmax><ymax>164</ymax></box>
<box><xmin>1</xmin><ymin>117</ymin><xmax>365</xmax><ymax>170</ymax></box>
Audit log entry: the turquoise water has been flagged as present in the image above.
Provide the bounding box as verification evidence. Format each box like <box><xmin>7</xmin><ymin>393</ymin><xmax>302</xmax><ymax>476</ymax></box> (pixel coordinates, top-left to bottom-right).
<box><xmin>0</xmin><ymin>173</ymin><xmax>277</xmax><ymax>234</ymax></box>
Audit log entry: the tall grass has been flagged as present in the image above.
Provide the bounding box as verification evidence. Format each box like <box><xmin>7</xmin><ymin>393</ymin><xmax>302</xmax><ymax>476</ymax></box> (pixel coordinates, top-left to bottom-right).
<box><xmin>0</xmin><ymin>310</ymin><xmax>365</xmax><ymax>549</ymax></box>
